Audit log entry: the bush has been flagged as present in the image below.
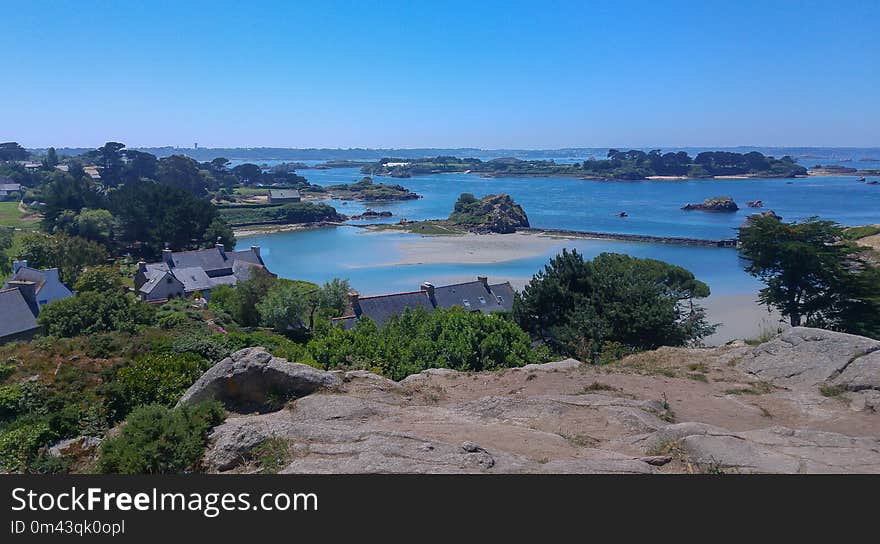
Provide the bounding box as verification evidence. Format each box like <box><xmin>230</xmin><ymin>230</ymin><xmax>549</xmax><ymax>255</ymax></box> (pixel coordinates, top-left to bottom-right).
<box><xmin>38</xmin><ymin>292</ymin><xmax>156</xmax><ymax>338</ymax></box>
<box><xmin>105</xmin><ymin>353</ymin><xmax>209</xmax><ymax>419</ymax></box>
<box><xmin>0</xmin><ymin>422</ymin><xmax>53</xmax><ymax>472</ymax></box>
<box><xmin>97</xmin><ymin>402</ymin><xmax>225</xmax><ymax>474</ymax></box>
<box><xmin>308</xmin><ymin>306</ymin><xmax>542</xmax><ymax>380</ymax></box>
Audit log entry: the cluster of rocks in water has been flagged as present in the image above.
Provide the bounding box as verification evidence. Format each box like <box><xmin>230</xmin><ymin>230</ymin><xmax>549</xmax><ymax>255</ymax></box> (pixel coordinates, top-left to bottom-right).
<box><xmin>347</xmin><ymin>209</ymin><xmax>393</xmax><ymax>221</ymax></box>
<box><xmin>179</xmin><ymin>326</ymin><xmax>880</xmax><ymax>474</ymax></box>
<box><xmin>681</xmin><ymin>196</ymin><xmax>739</xmax><ymax>212</ymax></box>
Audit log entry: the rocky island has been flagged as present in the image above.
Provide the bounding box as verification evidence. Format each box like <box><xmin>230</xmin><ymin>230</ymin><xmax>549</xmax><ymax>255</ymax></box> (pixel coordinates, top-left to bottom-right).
<box><xmin>318</xmin><ymin>176</ymin><xmax>421</xmax><ymax>201</ymax></box>
<box><xmin>682</xmin><ymin>196</ymin><xmax>739</xmax><ymax>212</ymax></box>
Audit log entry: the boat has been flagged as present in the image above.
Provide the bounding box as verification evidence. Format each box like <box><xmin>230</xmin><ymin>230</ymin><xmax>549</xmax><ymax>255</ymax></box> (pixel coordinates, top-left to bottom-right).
<box><xmin>858</xmin><ymin>176</ymin><xmax>866</xmax><ymax>182</ymax></box>
<box><xmin>616</xmin><ymin>211</ymin><xmax>628</xmax><ymax>217</ymax></box>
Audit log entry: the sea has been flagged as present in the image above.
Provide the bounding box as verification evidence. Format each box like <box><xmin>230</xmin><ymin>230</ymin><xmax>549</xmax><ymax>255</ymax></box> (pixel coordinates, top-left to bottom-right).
<box><xmin>241</xmin><ymin>164</ymin><xmax>880</xmax><ymax>296</ymax></box>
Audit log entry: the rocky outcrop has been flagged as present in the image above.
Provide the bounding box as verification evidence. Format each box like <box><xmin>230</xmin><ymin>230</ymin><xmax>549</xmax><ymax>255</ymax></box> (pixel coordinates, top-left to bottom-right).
<box><xmin>199</xmin><ymin>328</ymin><xmax>880</xmax><ymax>474</ymax></box>
<box><xmin>177</xmin><ymin>347</ymin><xmax>341</xmax><ymax>412</ymax></box>
<box><xmin>681</xmin><ymin>196</ymin><xmax>739</xmax><ymax>212</ymax></box>
<box><xmin>739</xmin><ymin>327</ymin><xmax>880</xmax><ymax>388</ymax></box>
<box><xmin>449</xmin><ymin>193</ymin><xmax>530</xmax><ymax>234</ymax></box>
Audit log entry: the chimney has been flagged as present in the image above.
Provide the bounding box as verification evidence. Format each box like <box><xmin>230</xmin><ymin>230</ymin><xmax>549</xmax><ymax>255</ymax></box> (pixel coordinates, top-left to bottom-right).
<box><xmin>215</xmin><ymin>237</ymin><xmax>225</xmax><ymax>254</ymax></box>
<box><xmin>420</xmin><ymin>281</ymin><xmax>436</xmax><ymax>303</ymax></box>
<box><xmin>250</xmin><ymin>245</ymin><xmax>261</xmax><ymax>258</ymax></box>
<box><xmin>477</xmin><ymin>275</ymin><xmax>488</xmax><ymax>287</ymax></box>
<box><xmin>347</xmin><ymin>290</ymin><xmax>361</xmax><ymax>316</ymax></box>
<box><xmin>137</xmin><ymin>261</ymin><xmax>147</xmax><ymax>274</ymax></box>
<box><xmin>162</xmin><ymin>248</ymin><xmax>173</xmax><ymax>266</ymax></box>
<box><xmin>12</xmin><ymin>260</ymin><xmax>27</xmax><ymax>274</ymax></box>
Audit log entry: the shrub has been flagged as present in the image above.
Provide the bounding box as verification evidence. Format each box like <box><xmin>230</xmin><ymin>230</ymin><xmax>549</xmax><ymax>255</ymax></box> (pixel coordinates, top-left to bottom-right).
<box><xmin>38</xmin><ymin>292</ymin><xmax>156</xmax><ymax>338</ymax></box>
<box><xmin>0</xmin><ymin>422</ymin><xmax>53</xmax><ymax>472</ymax></box>
<box><xmin>105</xmin><ymin>353</ymin><xmax>209</xmax><ymax>419</ymax></box>
<box><xmin>308</xmin><ymin>306</ymin><xmax>542</xmax><ymax>380</ymax></box>
<box><xmin>97</xmin><ymin>402</ymin><xmax>225</xmax><ymax>474</ymax></box>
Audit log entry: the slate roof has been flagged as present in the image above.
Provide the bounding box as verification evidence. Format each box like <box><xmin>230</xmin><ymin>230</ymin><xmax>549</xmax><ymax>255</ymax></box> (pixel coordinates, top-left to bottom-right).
<box><xmin>137</xmin><ymin>246</ymin><xmax>269</xmax><ymax>298</ymax></box>
<box><xmin>0</xmin><ymin>288</ymin><xmax>39</xmax><ymax>339</ymax></box>
<box><xmin>269</xmin><ymin>189</ymin><xmax>301</xmax><ymax>200</ymax></box>
<box><xmin>332</xmin><ymin>279</ymin><xmax>516</xmax><ymax>329</ymax></box>
<box><xmin>354</xmin><ymin>291</ymin><xmax>435</xmax><ymax>328</ymax></box>
<box><xmin>5</xmin><ymin>266</ymin><xmax>48</xmax><ymax>291</ymax></box>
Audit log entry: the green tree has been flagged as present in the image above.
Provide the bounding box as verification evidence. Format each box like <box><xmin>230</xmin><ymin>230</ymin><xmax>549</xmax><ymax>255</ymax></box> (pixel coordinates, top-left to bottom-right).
<box><xmin>257</xmin><ymin>281</ymin><xmax>309</xmax><ymax>332</ymax></box>
<box><xmin>514</xmin><ymin>250</ymin><xmax>714</xmax><ymax>361</ymax></box>
<box><xmin>43</xmin><ymin>147</ymin><xmax>59</xmax><ymax>168</ymax></box>
<box><xmin>0</xmin><ymin>142</ymin><xmax>29</xmax><ymax>161</ymax></box>
<box><xmin>73</xmin><ymin>265</ymin><xmax>125</xmax><ymax>294</ymax></box>
<box><xmin>738</xmin><ymin>215</ymin><xmax>880</xmax><ymax>334</ymax></box>
<box><xmin>209</xmin><ymin>267</ymin><xmax>276</xmax><ymax>326</ymax></box>
<box><xmin>157</xmin><ymin>154</ymin><xmax>207</xmax><ymax>196</ymax></box>
<box><xmin>16</xmin><ymin>232</ymin><xmax>108</xmax><ymax>285</ymax></box>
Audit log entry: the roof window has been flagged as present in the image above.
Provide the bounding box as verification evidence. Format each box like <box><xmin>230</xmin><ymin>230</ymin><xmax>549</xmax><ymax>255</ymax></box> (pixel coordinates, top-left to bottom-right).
<box><xmin>462</xmin><ymin>299</ymin><xmax>471</xmax><ymax>309</ymax></box>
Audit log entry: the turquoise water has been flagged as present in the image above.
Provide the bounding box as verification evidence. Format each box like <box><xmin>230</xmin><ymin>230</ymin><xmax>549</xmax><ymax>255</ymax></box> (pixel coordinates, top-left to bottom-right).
<box><xmin>306</xmin><ymin>168</ymin><xmax>880</xmax><ymax>239</ymax></box>
<box><xmin>242</xmin><ymin>169</ymin><xmax>879</xmax><ymax>298</ymax></box>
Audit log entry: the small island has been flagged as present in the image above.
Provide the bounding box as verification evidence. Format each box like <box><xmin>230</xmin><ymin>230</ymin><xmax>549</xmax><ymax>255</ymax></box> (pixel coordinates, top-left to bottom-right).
<box><xmin>372</xmin><ymin>193</ymin><xmax>529</xmax><ymax>235</ymax></box>
<box><xmin>305</xmin><ymin>176</ymin><xmax>421</xmax><ymax>201</ymax></box>
<box><xmin>681</xmin><ymin>196</ymin><xmax>739</xmax><ymax>212</ymax></box>
<box><xmin>361</xmin><ymin>150</ymin><xmax>808</xmax><ymax>180</ymax></box>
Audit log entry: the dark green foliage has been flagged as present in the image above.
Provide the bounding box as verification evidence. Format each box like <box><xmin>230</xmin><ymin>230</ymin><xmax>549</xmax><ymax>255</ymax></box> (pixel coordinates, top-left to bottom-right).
<box><xmin>218</xmin><ymin>201</ymin><xmax>341</xmax><ymax>226</ymax></box>
<box><xmin>514</xmin><ymin>250</ymin><xmax>714</xmax><ymax>361</ymax></box>
<box><xmin>324</xmin><ymin>176</ymin><xmax>419</xmax><ymax>200</ymax></box>
<box><xmin>308</xmin><ymin>307</ymin><xmax>543</xmax><ymax>380</ymax></box>
<box><xmin>739</xmin><ymin>215</ymin><xmax>880</xmax><ymax>336</ymax></box>
<box><xmin>108</xmin><ymin>179</ymin><xmax>233</xmax><ymax>258</ymax></box>
<box><xmin>73</xmin><ymin>265</ymin><xmax>125</xmax><ymax>293</ymax></box>
<box><xmin>96</xmin><ymin>402</ymin><xmax>225</xmax><ymax>474</ymax></box>
<box><xmin>157</xmin><ymin>154</ymin><xmax>209</xmax><ymax>196</ymax></box>
<box><xmin>38</xmin><ymin>292</ymin><xmax>156</xmax><ymax>338</ymax></box>
<box><xmin>209</xmin><ymin>267</ymin><xmax>277</xmax><ymax>326</ymax></box>
<box><xmin>16</xmin><ymin>232</ymin><xmax>108</xmax><ymax>285</ymax></box>
<box><xmin>0</xmin><ymin>142</ymin><xmax>29</xmax><ymax>161</ymax></box>
<box><xmin>105</xmin><ymin>353</ymin><xmax>210</xmax><ymax>419</ymax></box>
<box><xmin>362</xmin><ymin>150</ymin><xmax>806</xmax><ymax>180</ymax></box>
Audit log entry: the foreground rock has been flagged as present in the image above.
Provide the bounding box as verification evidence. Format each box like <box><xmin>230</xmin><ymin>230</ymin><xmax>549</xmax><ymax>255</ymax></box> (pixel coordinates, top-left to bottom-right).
<box><xmin>681</xmin><ymin>196</ymin><xmax>739</xmax><ymax>212</ymax></box>
<box><xmin>200</xmin><ymin>333</ymin><xmax>880</xmax><ymax>473</ymax></box>
<box><xmin>178</xmin><ymin>347</ymin><xmax>341</xmax><ymax>412</ymax></box>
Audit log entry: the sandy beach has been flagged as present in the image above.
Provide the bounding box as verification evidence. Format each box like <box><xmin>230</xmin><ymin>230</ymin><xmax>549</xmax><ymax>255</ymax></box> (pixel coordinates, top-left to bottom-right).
<box><xmin>389</xmin><ymin>231</ymin><xmax>565</xmax><ymax>265</ymax></box>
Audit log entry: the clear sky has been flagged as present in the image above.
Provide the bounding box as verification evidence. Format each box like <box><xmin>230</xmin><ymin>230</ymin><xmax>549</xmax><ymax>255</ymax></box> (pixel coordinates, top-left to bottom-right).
<box><xmin>2</xmin><ymin>0</ymin><xmax>878</xmax><ymax>149</ymax></box>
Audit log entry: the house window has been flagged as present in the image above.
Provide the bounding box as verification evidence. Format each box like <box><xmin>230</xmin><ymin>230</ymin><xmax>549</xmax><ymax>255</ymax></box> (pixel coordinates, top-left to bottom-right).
<box><xmin>478</xmin><ymin>296</ymin><xmax>486</xmax><ymax>304</ymax></box>
<box><xmin>462</xmin><ymin>299</ymin><xmax>471</xmax><ymax>309</ymax></box>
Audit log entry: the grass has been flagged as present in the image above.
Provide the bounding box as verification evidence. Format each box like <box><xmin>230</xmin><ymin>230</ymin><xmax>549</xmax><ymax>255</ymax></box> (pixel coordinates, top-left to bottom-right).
<box><xmin>370</xmin><ymin>220</ymin><xmax>466</xmax><ymax>236</ymax></box>
<box><xmin>843</xmin><ymin>225</ymin><xmax>880</xmax><ymax>240</ymax></box>
<box><xmin>819</xmin><ymin>384</ymin><xmax>847</xmax><ymax>397</ymax></box>
<box><xmin>724</xmin><ymin>381</ymin><xmax>774</xmax><ymax>395</ymax></box>
<box><xmin>252</xmin><ymin>437</ymin><xmax>291</xmax><ymax>474</ymax></box>
<box><xmin>0</xmin><ymin>202</ymin><xmax>40</xmax><ymax>230</ymax></box>
<box><xmin>560</xmin><ymin>432</ymin><xmax>598</xmax><ymax>448</ymax></box>
<box><xmin>580</xmin><ymin>381</ymin><xmax>617</xmax><ymax>393</ymax></box>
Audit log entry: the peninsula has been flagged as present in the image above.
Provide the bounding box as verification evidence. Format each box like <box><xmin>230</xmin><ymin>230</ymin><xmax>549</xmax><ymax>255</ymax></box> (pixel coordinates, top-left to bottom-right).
<box><xmin>361</xmin><ymin>149</ymin><xmax>808</xmax><ymax>180</ymax></box>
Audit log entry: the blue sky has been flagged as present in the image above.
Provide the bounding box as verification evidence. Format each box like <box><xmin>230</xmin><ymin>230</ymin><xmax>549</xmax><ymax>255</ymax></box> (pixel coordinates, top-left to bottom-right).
<box><xmin>1</xmin><ymin>0</ymin><xmax>878</xmax><ymax>148</ymax></box>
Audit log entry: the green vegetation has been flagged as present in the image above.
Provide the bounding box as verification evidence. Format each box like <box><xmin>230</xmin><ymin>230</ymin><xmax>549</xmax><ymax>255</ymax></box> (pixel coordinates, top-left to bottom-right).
<box><xmin>218</xmin><ymin>201</ymin><xmax>342</xmax><ymax>226</ymax></box>
<box><xmin>514</xmin><ymin>250</ymin><xmax>715</xmax><ymax>362</ymax></box>
<box><xmin>369</xmin><ymin>221</ymin><xmax>466</xmax><ymax>236</ymax></box>
<box><xmin>0</xmin><ymin>201</ymin><xmax>39</xmax><ymax>230</ymax></box>
<box><xmin>323</xmin><ymin>176</ymin><xmax>420</xmax><ymax>201</ymax></box>
<box><xmin>448</xmin><ymin>193</ymin><xmax>529</xmax><ymax>233</ymax></box>
<box><xmin>309</xmin><ymin>306</ymin><xmax>547</xmax><ymax>380</ymax></box>
<box><xmin>738</xmin><ymin>215</ymin><xmax>880</xmax><ymax>337</ymax></box>
<box><xmin>96</xmin><ymin>402</ymin><xmax>225</xmax><ymax>474</ymax></box>
<box><xmin>362</xmin><ymin>150</ymin><xmax>807</xmax><ymax>180</ymax></box>
<box><xmin>843</xmin><ymin>225</ymin><xmax>880</xmax><ymax>240</ymax></box>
